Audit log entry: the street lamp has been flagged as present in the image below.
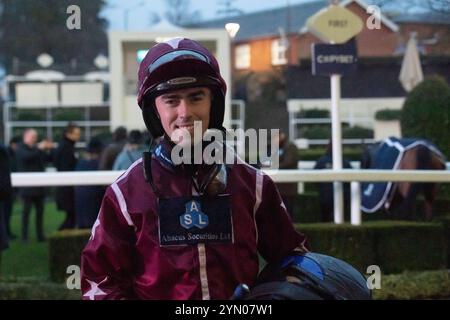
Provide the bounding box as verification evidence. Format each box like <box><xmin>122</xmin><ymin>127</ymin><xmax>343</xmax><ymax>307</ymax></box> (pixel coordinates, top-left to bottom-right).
<box><xmin>225</xmin><ymin>23</ymin><xmax>240</xmax><ymax>39</ymax></box>
<box><xmin>124</xmin><ymin>1</ymin><xmax>145</xmax><ymax>30</ymax></box>
<box><xmin>37</xmin><ymin>53</ymin><xmax>54</xmax><ymax>68</ymax></box>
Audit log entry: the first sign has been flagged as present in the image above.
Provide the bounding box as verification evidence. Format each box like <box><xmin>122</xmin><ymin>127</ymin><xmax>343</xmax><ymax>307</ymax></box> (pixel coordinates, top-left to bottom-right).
<box><xmin>306</xmin><ymin>5</ymin><xmax>363</xmax><ymax>44</ymax></box>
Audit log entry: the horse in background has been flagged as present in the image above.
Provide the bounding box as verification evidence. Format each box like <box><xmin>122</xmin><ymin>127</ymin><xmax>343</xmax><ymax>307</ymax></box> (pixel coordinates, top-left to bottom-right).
<box><xmin>361</xmin><ymin>137</ymin><xmax>446</xmax><ymax>221</ymax></box>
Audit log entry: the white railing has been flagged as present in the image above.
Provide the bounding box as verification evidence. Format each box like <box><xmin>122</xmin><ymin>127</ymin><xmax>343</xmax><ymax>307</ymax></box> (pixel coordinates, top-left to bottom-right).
<box><xmin>11</xmin><ymin>168</ymin><xmax>450</xmax><ymax>226</ymax></box>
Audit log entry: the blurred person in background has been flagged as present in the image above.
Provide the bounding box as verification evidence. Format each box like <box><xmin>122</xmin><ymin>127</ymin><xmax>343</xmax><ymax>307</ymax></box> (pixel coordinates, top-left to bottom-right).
<box><xmin>16</xmin><ymin>129</ymin><xmax>53</xmax><ymax>242</ymax></box>
<box><xmin>75</xmin><ymin>137</ymin><xmax>105</xmax><ymax>229</ymax></box>
<box><xmin>98</xmin><ymin>126</ymin><xmax>127</xmax><ymax>170</ymax></box>
<box><xmin>4</xmin><ymin>136</ymin><xmax>21</xmax><ymax>239</ymax></box>
<box><xmin>53</xmin><ymin>122</ymin><xmax>81</xmax><ymax>230</ymax></box>
<box><xmin>272</xmin><ymin>131</ymin><xmax>300</xmax><ymax>219</ymax></box>
<box><xmin>0</xmin><ymin>143</ymin><xmax>12</xmax><ymax>259</ymax></box>
<box><xmin>113</xmin><ymin>130</ymin><xmax>146</xmax><ymax>170</ymax></box>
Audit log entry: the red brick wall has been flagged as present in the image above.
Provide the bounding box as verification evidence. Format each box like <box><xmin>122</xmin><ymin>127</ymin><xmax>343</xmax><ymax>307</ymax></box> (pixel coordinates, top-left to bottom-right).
<box><xmin>230</xmin><ymin>2</ymin><xmax>450</xmax><ymax>72</ymax></box>
<box><xmin>347</xmin><ymin>2</ymin><xmax>398</xmax><ymax>57</ymax></box>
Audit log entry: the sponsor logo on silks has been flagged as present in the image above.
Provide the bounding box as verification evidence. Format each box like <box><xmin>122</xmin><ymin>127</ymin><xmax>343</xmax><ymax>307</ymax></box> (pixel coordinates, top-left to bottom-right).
<box><xmin>155</xmin><ymin>144</ymin><xmax>162</xmax><ymax>156</ymax></box>
<box><xmin>179</xmin><ymin>200</ymin><xmax>209</xmax><ymax>229</ymax></box>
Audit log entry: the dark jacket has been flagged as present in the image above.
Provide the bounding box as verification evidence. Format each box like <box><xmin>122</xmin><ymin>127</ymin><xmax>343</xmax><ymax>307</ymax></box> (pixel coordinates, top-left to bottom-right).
<box><xmin>0</xmin><ymin>145</ymin><xmax>11</xmax><ymax>251</ymax></box>
<box><xmin>75</xmin><ymin>158</ymin><xmax>104</xmax><ymax>228</ymax></box>
<box><xmin>15</xmin><ymin>143</ymin><xmax>48</xmax><ymax>197</ymax></box>
<box><xmin>0</xmin><ymin>145</ymin><xmax>12</xmax><ymax>201</ymax></box>
<box><xmin>53</xmin><ymin>136</ymin><xmax>77</xmax><ymax>212</ymax></box>
<box><xmin>98</xmin><ymin>141</ymin><xmax>126</xmax><ymax>170</ymax></box>
<box><xmin>276</xmin><ymin>141</ymin><xmax>300</xmax><ymax>196</ymax></box>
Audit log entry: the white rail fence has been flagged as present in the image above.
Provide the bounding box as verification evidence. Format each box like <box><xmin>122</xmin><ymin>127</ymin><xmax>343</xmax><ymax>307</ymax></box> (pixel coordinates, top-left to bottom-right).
<box><xmin>11</xmin><ymin>166</ymin><xmax>450</xmax><ymax>226</ymax></box>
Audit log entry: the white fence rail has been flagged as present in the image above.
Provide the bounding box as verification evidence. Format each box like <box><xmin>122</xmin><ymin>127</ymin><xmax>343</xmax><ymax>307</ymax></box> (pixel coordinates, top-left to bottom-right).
<box><xmin>11</xmin><ymin>167</ymin><xmax>450</xmax><ymax>227</ymax></box>
<box><xmin>11</xmin><ymin>169</ymin><xmax>450</xmax><ymax>187</ymax></box>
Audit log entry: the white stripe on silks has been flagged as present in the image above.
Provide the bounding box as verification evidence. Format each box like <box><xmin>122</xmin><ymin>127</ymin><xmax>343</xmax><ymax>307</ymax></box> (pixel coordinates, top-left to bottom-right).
<box><xmin>252</xmin><ymin>170</ymin><xmax>264</xmax><ymax>245</ymax></box>
<box><xmin>116</xmin><ymin>158</ymin><xmax>143</xmax><ymax>184</ymax></box>
<box><xmin>253</xmin><ymin>170</ymin><xmax>263</xmax><ymax>215</ymax></box>
<box><xmin>111</xmin><ymin>183</ymin><xmax>135</xmax><ymax>227</ymax></box>
<box><xmin>197</xmin><ymin>243</ymin><xmax>210</xmax><ymax>300</ymax></box>
<box><xmin>192</xmin><ymin>181</ymin><xmax>210</xmax><ymax>299</ymax></box>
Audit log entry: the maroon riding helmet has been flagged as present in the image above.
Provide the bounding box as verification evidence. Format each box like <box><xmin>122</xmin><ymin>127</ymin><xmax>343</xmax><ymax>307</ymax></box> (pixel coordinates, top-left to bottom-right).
<box><xmin>137</xmin><ymin>37</ymin><xmax>227</xmax><ymax>139</ymax></box>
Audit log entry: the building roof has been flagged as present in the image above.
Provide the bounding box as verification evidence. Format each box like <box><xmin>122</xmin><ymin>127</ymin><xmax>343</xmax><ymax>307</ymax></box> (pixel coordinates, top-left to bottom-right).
<box><xmin>189</xmin><ymin>0</ymin><xmax>449</xmax><ymax>42</ymax></box>
<box><xmin>285</xmin><ymin>57</ymin><xmax>450</xmax><ymax>99</ymax></box>
<box><xmin>391</xmin><ymin>11</ymin><xmax>450</xmax><ymax>25</ymax></box>
<box><xmin>189</xmin><ymin>0</ymin><xmax>328</xmax><ymax>41</ymax></box>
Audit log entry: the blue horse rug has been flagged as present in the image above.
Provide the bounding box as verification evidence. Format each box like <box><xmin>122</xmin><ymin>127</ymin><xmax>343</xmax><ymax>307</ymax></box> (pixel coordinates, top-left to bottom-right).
<box><xmin>361</xmin><ymin>137</ymin><xmax>446</xmax><ymax>213</ymax></box>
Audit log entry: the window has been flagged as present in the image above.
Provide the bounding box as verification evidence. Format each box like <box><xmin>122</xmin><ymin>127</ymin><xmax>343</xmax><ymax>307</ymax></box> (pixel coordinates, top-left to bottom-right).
<box><xmin>235</xmin><ymin>44</ymin><xmax>251</xmax><ymax>69</ymax></box>
<box><xmin>271</xmin><ymin>38</ymin><xmax>288</xmax><ymax>66</ymax></box>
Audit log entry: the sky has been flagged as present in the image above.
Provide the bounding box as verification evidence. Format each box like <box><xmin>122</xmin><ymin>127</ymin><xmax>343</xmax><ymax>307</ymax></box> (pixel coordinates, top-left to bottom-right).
<box><xmin>102</xmin><ymin>0</ymin><xmax>431</xmax><ymax>31</ymax></box>
<box><xmin>103</xmin><ymin>0</ymin><xmax>316</xmax><ymax>30</ymax></box>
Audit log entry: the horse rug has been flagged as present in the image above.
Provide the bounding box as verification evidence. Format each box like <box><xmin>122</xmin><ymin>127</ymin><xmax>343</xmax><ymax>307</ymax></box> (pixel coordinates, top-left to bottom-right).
<box><xmin>361</xmin><ymin>137</ymin><xmax>445</xmax><ymax>213</ymax></box>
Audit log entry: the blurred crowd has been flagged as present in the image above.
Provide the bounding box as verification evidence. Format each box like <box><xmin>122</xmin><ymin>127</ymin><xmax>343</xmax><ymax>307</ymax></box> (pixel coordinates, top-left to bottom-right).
<box><xmin>0</xmin><ymin>123</ymin><xmax>149</xmax><ymax>244</ymax></box>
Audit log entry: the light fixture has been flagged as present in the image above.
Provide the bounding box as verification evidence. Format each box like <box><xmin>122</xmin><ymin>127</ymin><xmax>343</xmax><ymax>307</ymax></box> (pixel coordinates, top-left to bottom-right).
<box><xmin>37</xmin><ymin>53</ymin><xmax>54</xmax><ymax>68</ymax></box>
<box><xmin>225</xmin><ymin>23</ymin><xmax>240</xmax><ymax>38</ymax></box>
<box><xmin>94</xmin><ymin>54</ymin><xmax>109</xmax><ymax>69</ymax></box>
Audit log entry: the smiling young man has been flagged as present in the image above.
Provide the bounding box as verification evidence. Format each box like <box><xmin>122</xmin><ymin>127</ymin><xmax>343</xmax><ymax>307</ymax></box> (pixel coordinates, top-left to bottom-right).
<box><xmin>81</xmin><ymin>38</ymin><xmax>309</xmax><ymax>300</ymax></box>
<box><xmin>155</xmin><ymin>87</ymin><xmax>211</xmax><ymax>146</ymax></box>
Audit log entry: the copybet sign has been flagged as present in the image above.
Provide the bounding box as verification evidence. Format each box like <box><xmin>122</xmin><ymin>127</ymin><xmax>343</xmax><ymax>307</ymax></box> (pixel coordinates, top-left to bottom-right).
<box><xmin>306</xmin><ymin>5</ymin><xmax>363</xmax><ymax>44</ymax></box>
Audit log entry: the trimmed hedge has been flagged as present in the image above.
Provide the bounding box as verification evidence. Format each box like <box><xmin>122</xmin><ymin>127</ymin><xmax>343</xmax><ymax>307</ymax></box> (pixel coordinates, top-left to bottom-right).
<box><xmin>48</xmin><ymin>221</ymin><xmax>448</xmax><ymax>285</ymax></box>
<box><xmin>343</xmin><ymin>126</ymin><xmax>374</xmax><ymax>139</ymax></box>
<box><xmin>401</xmin><ymin>75</ymin><xmax>450</xmax><ymax>159</ymax></box>
<box><xmin>298</xmin><ymin>148</ymin><xmax>363</xmax><ymax>161</ymax></box>
<box><xmin>0</xmin><ymin>277</ymin><xmax>80</xmax><ymax>300</ymax></box>
<box><xmin>299</xmin><ymin>126</ymin><xmax>373</xmax><ymax>140</ymax></box>
<box><xmin>295</xmin><ymin>221</ymin><xmax>447</xmax><ymax>274</ymax></box>
<box><xmin>375</xmin><ymin>109</ymin><xmax>402</xmax><ymax>121</ymax></box>
<box><xmin>299</xmin><ymin>108</ymin><xmax>330</xmax><ymax>118</ymax></box>
<box><xmin>49</xmin><ymin>229</ymin><xmax>91</xmax><ymax>283</ymax></box>
<box><xmin>373</xmin><ymin>270</ymin><xmax>450</xmax><ymax>300</ymax></box>
<box><xmin>292</xmin><ymin>193</ymin><xmax>450</xmax><ymax>223</ymax></box>
<box><xmin>1</xmin><ymin>271</ymin><xmax>450</xmax><ymax>299</ymax></box>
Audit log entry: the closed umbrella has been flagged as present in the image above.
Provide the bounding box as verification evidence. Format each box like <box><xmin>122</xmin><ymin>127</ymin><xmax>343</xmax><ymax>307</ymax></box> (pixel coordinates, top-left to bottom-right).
<box><xmin>399</xmin><ymin>32</ymin><xmax>424</xmax><ymax>92</ymax></box>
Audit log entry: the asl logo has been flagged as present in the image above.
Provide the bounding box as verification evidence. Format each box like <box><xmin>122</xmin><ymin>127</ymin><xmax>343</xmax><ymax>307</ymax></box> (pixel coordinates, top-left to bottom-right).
<box><xmin>180</xmin><ymin>200</ymin><xmax>209</xmax><ymax>229</ymax></box>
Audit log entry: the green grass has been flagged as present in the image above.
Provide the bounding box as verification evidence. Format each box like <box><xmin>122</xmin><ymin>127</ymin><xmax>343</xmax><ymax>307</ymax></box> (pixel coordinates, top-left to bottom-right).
<box><xmin>0</xmin><ymin>200</ymin><xmax>65</xmax><ymax>278</ymax></box>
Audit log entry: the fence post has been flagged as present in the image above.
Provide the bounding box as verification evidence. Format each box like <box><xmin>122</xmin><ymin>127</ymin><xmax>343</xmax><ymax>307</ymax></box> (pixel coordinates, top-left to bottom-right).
<box><xmin>351</xmin><ymin>181</ymin><xmax>361</xmax><ymax>225</ymax></box>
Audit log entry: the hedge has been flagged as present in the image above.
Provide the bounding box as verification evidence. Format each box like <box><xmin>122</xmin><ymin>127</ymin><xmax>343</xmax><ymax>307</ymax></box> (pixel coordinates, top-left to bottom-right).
<box><xmin>48</xmin><ymin>221</ymin><xmax>448</xmax><ymax>285</ymax></box>
<box><xmin>298</xmin><ymin>148</ymin><xmax>363</xmax><ymax>161</ymax></box>
<box><xmin>49</xmin><ymin>229</ymin><xmax>91</xmax><ymax>282</ymax></box>
<box><xmin>299</xmin><ymin>126</ymin><xmax>373</xmax><ymax>140</ymax></box>
<box><xmin>0</xmin><ymin>277</ymin><xmax>80</xmax><ymax>300</ymax></box>
<box><xmin>2</xmin><ymin>271</ymin><xmax>449</xmax><ymax>299</ymax></box>
<box><xmin>295</xmin><ymin>221</ymin><xmax>447</xmax><ymax>274</ymax></box>
<box><xmin>375</xmin><ymin>109</ymin><xmax>402</xmax><ymax>121</ymax></box>
<box><xmin>343</xmin><ymin>126</ymin><xmax>374</xmax><ymax>139</ymax></box>
<box><xmin>373</xmin><ymin>270</ymin><xmax>450</xmax><ymax>300</ymax></box>
<box><xmin>292</xmin><ymin>193</ymin><xmax>450</xmax><ymax>223</ymax></box>
<box><xmin>400</xmin><ymin>75</ymin><xmax>450</xmax><ymax>159</ymax></box>
<box><xmin>299</xmin><ymin>108</ymin><xmax>330</xmax><ymax>118</ymax></box>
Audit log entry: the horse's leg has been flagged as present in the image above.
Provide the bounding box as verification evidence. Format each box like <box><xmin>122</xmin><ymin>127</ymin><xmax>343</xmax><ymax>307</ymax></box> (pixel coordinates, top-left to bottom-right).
<box><xmin>389</xmin><ymin>188</ymin><xmax>410</xmax><ymax>220</ymax></box>
<box><xmin>421</xmin><ymin>152</ymin><xmax>446</xmax><ymax>221</ymax></box>
<box><xmin>398</xmin><ymin>183</ymin><xmax>421</xmax><ymax>220</ymax></box>
<box><xmin>423</xmin><ymin>183</ymin><xmax>438</xmax><ymax>221</ymax></box>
